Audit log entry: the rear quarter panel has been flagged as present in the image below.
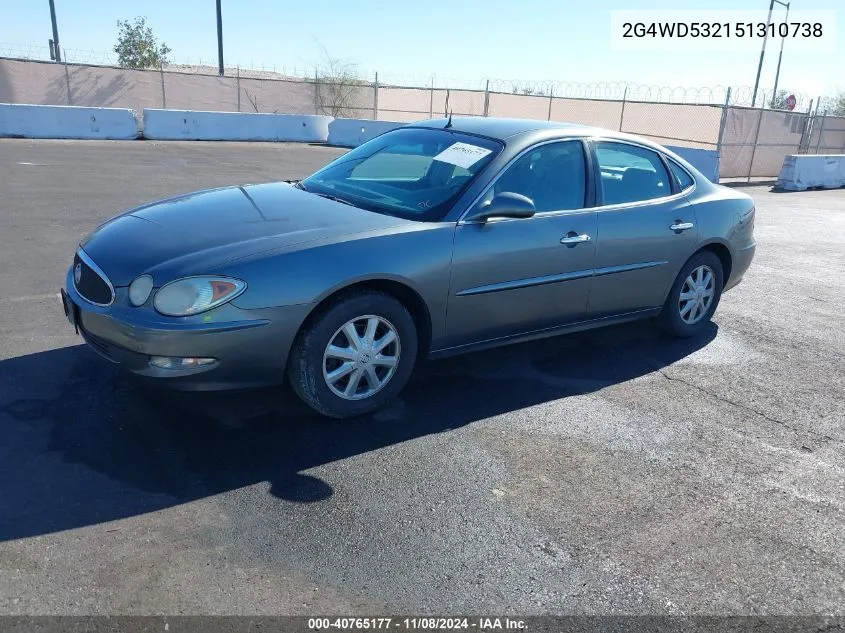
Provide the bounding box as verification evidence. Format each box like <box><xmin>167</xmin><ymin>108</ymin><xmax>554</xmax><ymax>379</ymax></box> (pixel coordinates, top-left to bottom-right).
<box><xmin>688</xmin><ymin>185</ymin><xmax>756</xmax><ymax>286</ymax></box>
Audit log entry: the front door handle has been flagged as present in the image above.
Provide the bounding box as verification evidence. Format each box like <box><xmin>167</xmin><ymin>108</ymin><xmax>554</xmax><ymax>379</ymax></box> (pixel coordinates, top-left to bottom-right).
<box><xmin>670</xmin><ymin>222</ymin><xmax>694</xmax><ymax>232</ymax></box>
<box><xmin>560</xmin><ymin>233</ymin><xmax>591</xmax><ymax>245</ymax></box>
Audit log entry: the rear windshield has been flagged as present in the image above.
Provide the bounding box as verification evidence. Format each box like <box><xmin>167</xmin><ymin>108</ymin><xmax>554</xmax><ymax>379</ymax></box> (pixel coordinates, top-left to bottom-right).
<box><xmin>301</xmin><ymin>128</ymin><xmax>502</xmax><ymax>221</ymax></box>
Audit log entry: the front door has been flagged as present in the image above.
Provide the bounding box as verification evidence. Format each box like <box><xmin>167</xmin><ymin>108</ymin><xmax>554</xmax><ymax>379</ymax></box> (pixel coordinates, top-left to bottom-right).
<box><xmin>445</xmin><ymin>140</ymin><xmax>597</xmax><ymax>348</ymax></box>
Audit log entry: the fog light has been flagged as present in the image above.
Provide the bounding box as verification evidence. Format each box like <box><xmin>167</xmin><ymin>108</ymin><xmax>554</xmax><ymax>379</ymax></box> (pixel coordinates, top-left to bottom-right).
<box><xmin>149</xmin><ymin>356</ymin><xmax>216</xmax><ymax>370</ymax></box>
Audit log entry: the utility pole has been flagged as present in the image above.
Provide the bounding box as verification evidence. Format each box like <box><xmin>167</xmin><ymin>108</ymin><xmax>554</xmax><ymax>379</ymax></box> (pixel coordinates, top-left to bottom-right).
<box><xmin>216</xmin><ymin>0</ymin><xmax>224</xmax><ymax>76</ymax></box>
<box><xmin>751</xmin><ymin>0</ymin><xmax>789</xmax><ymax>108</ymax></box>
<box><xmin>48</xmin><ymin>0</ymin><xmax>61</xmax><ymax>62</ymax></box>
<box><xmin>751</xmin><ymin>0</ymin><xmax>774</xmax><ymax>107</ymax></box>
<box><xmin>771</xmin><ymin>1</ymin><xmax>790</xmax><ymax>106</ymax></box>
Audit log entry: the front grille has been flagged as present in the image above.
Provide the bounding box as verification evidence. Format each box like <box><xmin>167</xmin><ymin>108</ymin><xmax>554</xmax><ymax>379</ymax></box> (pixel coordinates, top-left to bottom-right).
<box><xmin>73</xmin><ymin>252</ymin><xmax>113</xmax><ymax>305</ymax></box>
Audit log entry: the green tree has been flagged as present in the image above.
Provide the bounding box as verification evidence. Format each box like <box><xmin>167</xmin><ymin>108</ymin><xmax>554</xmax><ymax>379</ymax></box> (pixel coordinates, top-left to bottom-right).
<box><xmin>769</xmin><ymin>89</ymin><xmax>789</xmax><ymax>110</ymax></box>
<box><xmin>832</xmin><ymin>91</ymin><xmax>845</xmax><ymax>116</ymax></box>
<box><xmin>114</xmin><ymin>17</ymin><xmax>171</xmax><ymax>69</ymax></box>
<box><xmin>314</xmin><ymin>46</ymin><xmax>366</xmax><ymax>118</ymax></box>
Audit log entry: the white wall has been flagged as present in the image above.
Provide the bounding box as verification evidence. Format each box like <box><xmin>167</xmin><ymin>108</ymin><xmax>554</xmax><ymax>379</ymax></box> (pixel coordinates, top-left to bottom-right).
<box><xmin>142</xmin><ymin>109</ymin><xmax>332</xmax><ymax>142</ymax></box>
<box><xmin>327</xmin><ymin>119</ymin><xmax>404</xmax><ymax>146</ymax></box>
<box><xmin>0</xmin><ymin>103</ymin><xmax>139</xmax><ymax>139</ymax></box>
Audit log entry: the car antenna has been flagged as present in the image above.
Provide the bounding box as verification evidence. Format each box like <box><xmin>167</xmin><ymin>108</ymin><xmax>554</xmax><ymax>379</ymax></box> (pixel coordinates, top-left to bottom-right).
<box><xmin>444</xmin><ymin>91</ymin><xmax>452</xmax><ymax>128</ymax></box>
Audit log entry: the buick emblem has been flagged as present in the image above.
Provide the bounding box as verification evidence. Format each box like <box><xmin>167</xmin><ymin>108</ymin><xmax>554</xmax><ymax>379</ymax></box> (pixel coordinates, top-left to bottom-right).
<box><xmin>74</xmin><ymin>262</ymin><xmax>82</xmax><ymax>284</ymax></box>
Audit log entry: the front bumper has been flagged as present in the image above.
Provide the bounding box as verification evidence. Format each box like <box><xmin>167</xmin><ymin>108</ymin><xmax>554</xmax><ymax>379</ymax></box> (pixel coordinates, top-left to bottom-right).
<box><xmin>63</xmin><ymin>268</ymin><xmax>314</xmax><ymax>390</ymax></box>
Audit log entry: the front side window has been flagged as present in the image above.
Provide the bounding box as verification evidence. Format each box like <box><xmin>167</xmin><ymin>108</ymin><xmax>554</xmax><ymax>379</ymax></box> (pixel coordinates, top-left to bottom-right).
<box><xmin>486</xmin><ymin>140</ymin><xmax>586</xmax><ymax>213</ymax></box>
<box><xmin>595</xmin><ymin>142</ymin><xmax>671</xmax><ymax>205</ymax></box>
<box><xmin>301</xmin><ymin>128</ymin><xmax>502</xmax><ymax>221</ymax></box>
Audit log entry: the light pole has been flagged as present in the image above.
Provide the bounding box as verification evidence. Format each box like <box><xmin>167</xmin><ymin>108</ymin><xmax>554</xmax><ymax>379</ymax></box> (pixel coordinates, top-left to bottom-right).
<box><xmin>48</xmin><ymin>0</ymin><xmax>61</xmax><ymax>62</ymax></box>
<box><xmin>751</xmin><ymin>0</ymin><xmax>790</xmax><ymax>107</ymax></box>
<box><xmin>216</xmin><ymin>0</ymin><xmax>224</xmax><ymax>76</ymax></box>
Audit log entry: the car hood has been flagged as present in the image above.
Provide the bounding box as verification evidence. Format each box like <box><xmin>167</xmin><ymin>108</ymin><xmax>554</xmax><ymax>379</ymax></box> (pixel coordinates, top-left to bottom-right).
<box><xmin>80</xmin><ymin>182</ymin><xmax>411</xmax><ymax>286</ymax></box>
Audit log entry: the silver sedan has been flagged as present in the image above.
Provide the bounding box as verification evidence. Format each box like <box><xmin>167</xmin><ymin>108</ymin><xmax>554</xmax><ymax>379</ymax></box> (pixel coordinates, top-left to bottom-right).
<box><xmin>62</xmin><ymin>117</ymin><xmax>756</xmax><ymax>418</ymax></box>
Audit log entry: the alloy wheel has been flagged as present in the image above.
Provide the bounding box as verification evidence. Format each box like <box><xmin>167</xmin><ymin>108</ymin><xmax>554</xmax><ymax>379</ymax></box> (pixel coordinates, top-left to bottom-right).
<box><xmin>678</xmin><ymin>264</ymin><xmax>715</xmax><ymax>325</ymax></box>
<box><xmin>322</xmin><ymin>315</ymin><xmax>401</xmax><ymax>400</ymax></box>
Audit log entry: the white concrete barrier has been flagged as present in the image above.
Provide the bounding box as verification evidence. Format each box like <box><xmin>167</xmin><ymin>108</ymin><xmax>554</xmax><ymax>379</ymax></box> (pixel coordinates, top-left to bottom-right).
<box><xmin>665</xmin><ymin>145</ymin><xmax>719</xmax><ymax>183</ymax></box>
<box><xmin>775</xmin><ymin>155</ymin><xmax>845</xmax><ymax>191</ymax></box>
<box><xmin>0</xmin><ymin>103</ymin><xmax>139</xmax><ymax>139</ymax></box>
<box><xmin>142</xmin><ymin>109</ymin><xmax>332</xmax><ymax>142</ymax></box>
<box><xmin>0</xmin><ymin>105</ymin><xmax>725</xmax><ymax>188</ymax></box>
<box><xmin>327</xmin><ymin>119</ymin><xmax>403</xmax><ymax>147</ymax></box>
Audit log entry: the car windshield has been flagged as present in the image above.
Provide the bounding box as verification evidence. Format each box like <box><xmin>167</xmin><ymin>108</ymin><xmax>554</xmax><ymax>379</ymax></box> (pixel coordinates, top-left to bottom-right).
<box><xmin>301</xmin><ymin>128</ymin><xmax>503</xmax><ymax>221</ymax></box>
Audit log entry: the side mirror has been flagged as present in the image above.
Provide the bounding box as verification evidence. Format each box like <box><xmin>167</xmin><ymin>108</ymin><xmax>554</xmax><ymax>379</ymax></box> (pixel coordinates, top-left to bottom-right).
<box><xmin>466</xmin><ymin>192</ymin><xmax>536</xmax><ymax>222</ymax></box>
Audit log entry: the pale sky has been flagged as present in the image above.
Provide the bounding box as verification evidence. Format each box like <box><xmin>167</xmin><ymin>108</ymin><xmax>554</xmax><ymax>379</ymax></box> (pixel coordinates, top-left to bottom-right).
<box><xmin>1</xmin><ymin>0</ymin><xmax>841</xmax><ymax>101</ymax></box>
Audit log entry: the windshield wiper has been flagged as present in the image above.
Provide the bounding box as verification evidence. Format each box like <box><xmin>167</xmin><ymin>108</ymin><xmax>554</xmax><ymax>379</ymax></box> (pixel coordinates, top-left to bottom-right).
<box><xmin>292</xmin><ymin>179</ymin><xmax>356</xmax><ymax>206</ymax></box>
<box><xmin>310</xmin><ymin>191</ymin><xmax>357</xmax><ymax>207</ymax></box>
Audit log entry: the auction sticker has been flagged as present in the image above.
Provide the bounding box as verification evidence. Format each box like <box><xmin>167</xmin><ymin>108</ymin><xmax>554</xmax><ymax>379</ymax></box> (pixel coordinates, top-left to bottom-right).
<box><xmin>433</xmin><ymin>143</ymin><xmax>492</xmax><ymax>169</ymax></box>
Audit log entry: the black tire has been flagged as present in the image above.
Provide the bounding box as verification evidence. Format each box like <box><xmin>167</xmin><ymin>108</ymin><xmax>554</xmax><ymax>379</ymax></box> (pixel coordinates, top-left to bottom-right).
<box><xmin>659</xmin><ymin>250</ymin><xmax>724</xmax><ymax>338</ymax></box>
<box><xmin>287</xmin><ymin>290</ymin><xmax>418</xmax><ymax>419</ymax></box>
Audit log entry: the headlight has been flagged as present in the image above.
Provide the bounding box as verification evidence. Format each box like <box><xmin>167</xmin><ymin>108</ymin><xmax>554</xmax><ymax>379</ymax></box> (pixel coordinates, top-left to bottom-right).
<box><xmin>153</xmin><ymin>276</ymin><xmax>246</xmax><ymax>316</ymax></box>
<box><xmin>128</xmin><ymin>275</ymin><xmax>154</xmax><ymax>306</ymax></box>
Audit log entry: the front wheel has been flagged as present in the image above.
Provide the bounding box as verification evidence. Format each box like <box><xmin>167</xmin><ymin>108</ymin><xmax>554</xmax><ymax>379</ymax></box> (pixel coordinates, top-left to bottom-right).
<box><xmin>659</xmin><ymin>251</ymin><xmax>724</xmax><ymax>338</ymax></box>
<box><xmin>287</xmin><ymin>291</ymin><xmax>418</xmax><ymax>418</ymax></box>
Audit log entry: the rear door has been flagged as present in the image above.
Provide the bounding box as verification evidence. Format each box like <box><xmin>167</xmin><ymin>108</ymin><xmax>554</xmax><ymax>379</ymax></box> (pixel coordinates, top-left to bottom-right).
<box><xmin>587</xmin><ymin>140</ymin><xmax>698</xmax><ymax>318</ymax></box>
<box><xmin>444</xmin><ymin>139</ymin><xmax>597</xmax><ymax>347</ymax></box>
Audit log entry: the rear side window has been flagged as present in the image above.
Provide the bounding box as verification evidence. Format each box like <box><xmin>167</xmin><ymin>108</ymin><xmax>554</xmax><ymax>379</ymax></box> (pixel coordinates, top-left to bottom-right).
<box><xmin>668</xmin><ymin>160</ymin><xmax>695</xmax><ymax>190</ymax></box>
<box><xmin>594</xmin><ymin>142</ymin><xmax>671</xmax><ymax>205</ymax></box>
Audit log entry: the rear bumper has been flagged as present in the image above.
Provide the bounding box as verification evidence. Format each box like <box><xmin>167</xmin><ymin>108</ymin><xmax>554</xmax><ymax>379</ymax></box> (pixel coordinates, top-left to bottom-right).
<box><xmin>63</xmin><ymin>268</ymin><xmax>314</xmax><ymax>390</ymax></box>
<box><xmin>724</xmin><ymin>242</ymin><xmax>756</xmax><ymax>292</ymax></box>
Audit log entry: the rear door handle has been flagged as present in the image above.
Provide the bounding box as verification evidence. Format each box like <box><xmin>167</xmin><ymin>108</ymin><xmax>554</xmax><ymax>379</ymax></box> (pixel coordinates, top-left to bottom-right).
<box><xmin>560</xmin><ymin>233</ymin><xmax>591</xmax><ymax>245</ymax></box>
<box><xmin>670</xmin><ymin>222</ymin><xmax>694</xmax><ymax>232</ymax></box>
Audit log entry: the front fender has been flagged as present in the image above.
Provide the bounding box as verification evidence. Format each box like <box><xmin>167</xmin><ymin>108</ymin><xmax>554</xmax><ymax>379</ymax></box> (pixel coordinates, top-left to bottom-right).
<box><xmin>226</xmin><ymin>224</ymin><xmax>457</xmax><ymax>339</ymax></box>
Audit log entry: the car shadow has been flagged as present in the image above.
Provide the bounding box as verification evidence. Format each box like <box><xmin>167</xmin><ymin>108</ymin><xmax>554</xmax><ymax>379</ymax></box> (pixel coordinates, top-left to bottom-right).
<box><xmin>720</xmin><ymin>180</ymin><xmax>777</xmax><ymax>189</ymax></box>
<box><xmin>0</xmin><ymin>320</ymin><xmax>717</xmax><ymax>542</ymax></box>
<box><xmin>768</xmin><ymin>186</ymin><xmax>845</xmax><ymax>193</ymax></box>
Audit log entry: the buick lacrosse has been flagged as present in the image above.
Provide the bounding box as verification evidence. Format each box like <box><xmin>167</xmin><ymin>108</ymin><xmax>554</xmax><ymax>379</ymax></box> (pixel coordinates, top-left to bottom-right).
<box><xmin>62</xmin><ymin>117</ymin><xmax>755</xmax><ymax>417</ymax></box>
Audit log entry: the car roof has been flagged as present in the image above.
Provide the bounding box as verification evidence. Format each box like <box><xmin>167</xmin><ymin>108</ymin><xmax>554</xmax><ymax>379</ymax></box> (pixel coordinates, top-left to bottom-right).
<box><xmin>405</xmin><ymin>116</ymin><xmax>711</xmax><ymax>187</ymax></box>
<box><xmin>410</xmin><ymin>117</ymin><xmax>589</xmax><ymax>140</ymax></box>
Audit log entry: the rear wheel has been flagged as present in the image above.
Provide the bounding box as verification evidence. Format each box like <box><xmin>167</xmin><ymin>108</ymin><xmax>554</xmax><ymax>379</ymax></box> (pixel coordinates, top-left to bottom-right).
<box><xmin>287</xmin><ymin>291</ymin><xmax>418</xmax><ymax>418</ymax></box>
<box><xmin>659</xmin><ymin>250</ymin><xmax>724</xmax><ymax>337</ymax></box>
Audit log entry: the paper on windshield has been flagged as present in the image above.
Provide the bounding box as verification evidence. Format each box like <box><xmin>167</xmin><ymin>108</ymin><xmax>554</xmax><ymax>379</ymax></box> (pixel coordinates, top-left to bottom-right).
<box><xmin>432</xmin><ymin>143</ymin><xmax>492</xmax><ymax>169</ymax></box>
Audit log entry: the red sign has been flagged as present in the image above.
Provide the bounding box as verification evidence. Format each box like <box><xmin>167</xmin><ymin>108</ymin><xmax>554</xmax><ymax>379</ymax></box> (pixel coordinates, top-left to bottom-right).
<box><xmin>785</xmin><ymin>94</ymin><xmax>797</xmax><ymax>111</ymax></box>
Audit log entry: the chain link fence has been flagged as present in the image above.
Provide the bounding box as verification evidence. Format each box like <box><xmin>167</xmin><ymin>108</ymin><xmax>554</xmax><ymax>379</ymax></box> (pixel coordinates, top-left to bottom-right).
<box><xmin>805</xmin><ymin>112</ymin><xmax>845</xmax><ymax>155</ymax></box>
<box><xmin>0</xmin><ymin>56</ymin><xmax>841</xmax><ymax>180</ymax></box>
<box><xmin>719</xmin><ymin>106</ymin><xmax>809</xmax><ymax>179</ymax></box>
<box><xmin>719</xmin><ymin>99</ymin><xmax>845</xmax><ymax>179</ymax></box>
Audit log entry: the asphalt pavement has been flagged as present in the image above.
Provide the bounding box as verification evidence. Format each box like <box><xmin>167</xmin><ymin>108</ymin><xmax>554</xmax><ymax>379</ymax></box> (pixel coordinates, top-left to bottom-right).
<box><xmin>0</xmin><ymin>139</ymin><xmax>843</xmax><ymax>615</ymax></box>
